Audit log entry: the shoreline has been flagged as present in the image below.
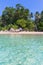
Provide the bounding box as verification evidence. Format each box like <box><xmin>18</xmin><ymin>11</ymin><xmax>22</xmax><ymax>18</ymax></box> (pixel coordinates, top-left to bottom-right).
<box><xmin>0</xmin><ymin>31</ymin><xmax>43</xmax><ymax>34</ymax></box>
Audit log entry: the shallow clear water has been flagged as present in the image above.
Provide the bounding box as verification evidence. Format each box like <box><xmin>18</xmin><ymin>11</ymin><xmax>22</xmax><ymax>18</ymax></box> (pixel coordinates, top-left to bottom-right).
<box><xmin>0</xmin><ymin>34</ymin><xmax>43</xmax><ymax>65</ymax></box>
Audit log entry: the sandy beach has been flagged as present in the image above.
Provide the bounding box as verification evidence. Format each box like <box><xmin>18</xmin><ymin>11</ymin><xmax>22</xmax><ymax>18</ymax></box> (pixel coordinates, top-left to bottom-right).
<box><xmin>0</xmin><ymin>31</ymin><xmax>43</xmax><ymax>34</ymax></box>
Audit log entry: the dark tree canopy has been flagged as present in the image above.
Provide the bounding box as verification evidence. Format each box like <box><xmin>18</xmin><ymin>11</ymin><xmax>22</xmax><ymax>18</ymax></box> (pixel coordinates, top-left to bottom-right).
<box><xmin>0</xmin><ymin>4</ymin><xmax>43</xmax><ymax>31</ymax></box>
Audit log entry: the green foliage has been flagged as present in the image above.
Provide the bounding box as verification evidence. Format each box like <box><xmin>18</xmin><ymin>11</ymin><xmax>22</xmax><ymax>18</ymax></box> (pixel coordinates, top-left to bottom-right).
<box><xmin>27</xmin><ymin>20</ymin><xmax>35</xmax><ymax>31</ymax></box>
<box><xmin>12</xmin><ymin>24</ymin><xmax>18</xmax><ymax>29</ymax></box>
<box><xmin>4</xmin><ymin>24</ymin><xmax>18</xmax><ymax>30</ymax></box>
<box><xmin>2</xmin><ymin>7</ymin><xmax>15</xmax><ymax>25</ymax></box>
<box><xmin>24</xmin><ymin>27</ymin><xmax>29</xmax><ymax>31</ymax></box>
<box><xmin>1</xmin><ymin>4</ymin><xmax>30</xmax><ymax>26</ymax></box>
<box><xmin>37</xmin><ymin>22</ymin><xmax>43</xmax><ymax>31</ymax></box>
<box><xmin>2</xmin><ymin>26</ymin><xmax>7</xmax><ymax>31</ymax></box>
<box><xmin>0</xmin><ymin>27</ymin><xmax>2</xmax><ymax>30</ymax></box>
<box><xmin>16</xmin><ymin>19</ymin><xmax>27</xmax><ymax>28</ymax></box>
<box><xmin>34</xmin><ymin>11</ymin><xmax>43</xmax><ymax>31</ymax></box>
<box><xmin>0</xmin><ymin>4</ymin><xmax>43</xmax><ymax>31</ymax></box>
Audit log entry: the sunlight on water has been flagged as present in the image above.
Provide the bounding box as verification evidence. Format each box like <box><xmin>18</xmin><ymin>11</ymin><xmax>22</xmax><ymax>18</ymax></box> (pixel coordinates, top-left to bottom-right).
<box><xmin>0</xmin><ymin>35</ymin><xmax>43</xmax><ymax>65</ymax></box>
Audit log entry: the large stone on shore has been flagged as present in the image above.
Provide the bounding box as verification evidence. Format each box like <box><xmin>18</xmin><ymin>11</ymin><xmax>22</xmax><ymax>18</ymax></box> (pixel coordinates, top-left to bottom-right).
<box><xmin>9</xmin><ymin>28</ymin><xmax>15</xmax><ymax>32</ymax></box>
<box><xmin>9</xmin><ymin>28</ymin><xmax>23</xmax><ymax>32</ymax></box>
<box><xmin>15</xmin><ymin>28</ymin><xmax>22</xmax><ymax>32</ymax></box>
<box><xmin>19</xmin><ymin>28</ymin><xmax>22</xmax><ymax>31</ymax></box>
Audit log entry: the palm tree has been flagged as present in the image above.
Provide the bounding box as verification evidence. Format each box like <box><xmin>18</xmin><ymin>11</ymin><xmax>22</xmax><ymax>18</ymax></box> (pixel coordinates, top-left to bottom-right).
<box><xmin>35</xmin><ymin>11</ymin><xmax>40</xmax><ymax>31</ymax></box>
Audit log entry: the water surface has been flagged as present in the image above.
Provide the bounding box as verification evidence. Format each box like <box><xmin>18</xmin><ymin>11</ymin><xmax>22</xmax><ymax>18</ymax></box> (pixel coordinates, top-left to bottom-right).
<box><xmin>0</xmin><ymin>34</ymin><xmax>43</xmax><ymax>65</ymax></box>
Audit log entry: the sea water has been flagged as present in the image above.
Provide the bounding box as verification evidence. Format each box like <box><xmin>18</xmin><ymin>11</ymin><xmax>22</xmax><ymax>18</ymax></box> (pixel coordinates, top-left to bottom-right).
<box><xmin>0</xmin><ymin>34</ymin><xmax>43</xmax><ymax>65</ymax></box>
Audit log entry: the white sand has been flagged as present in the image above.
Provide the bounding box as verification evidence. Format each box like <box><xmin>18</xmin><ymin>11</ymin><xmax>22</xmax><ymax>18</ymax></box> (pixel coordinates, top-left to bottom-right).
<box><xmin>0</xmin><ymin>31</ymin><xmax>43</xmax><ymax>34</ymax></box>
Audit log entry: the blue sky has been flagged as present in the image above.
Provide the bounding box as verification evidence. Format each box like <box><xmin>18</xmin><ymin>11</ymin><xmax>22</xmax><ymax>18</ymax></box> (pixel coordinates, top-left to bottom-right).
<box><xmin>0</xmin><ymin>0</ymin><xmax>43</xmax><ymax>15</ymax></box>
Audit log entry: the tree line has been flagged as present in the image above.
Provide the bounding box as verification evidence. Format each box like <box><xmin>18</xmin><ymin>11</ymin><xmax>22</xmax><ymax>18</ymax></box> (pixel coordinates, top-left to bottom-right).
<box><xmin>0</xmin><ymin>4</ymin><xmax>43</xmax><ymax>31</ymax></box>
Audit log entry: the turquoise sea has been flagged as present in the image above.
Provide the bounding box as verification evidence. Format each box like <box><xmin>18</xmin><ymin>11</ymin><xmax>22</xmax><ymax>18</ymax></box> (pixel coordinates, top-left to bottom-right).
<box><xmin>0</xmin><ymin>34</ymin><xmax>43</xmax><ymax>65</ymax></box>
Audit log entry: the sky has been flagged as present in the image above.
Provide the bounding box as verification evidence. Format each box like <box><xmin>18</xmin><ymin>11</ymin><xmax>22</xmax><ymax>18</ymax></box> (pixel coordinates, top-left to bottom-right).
<box><xmin>0</xmin><ymin>0</ymin><xmax>43</xmax><ymax>15</ymax></box>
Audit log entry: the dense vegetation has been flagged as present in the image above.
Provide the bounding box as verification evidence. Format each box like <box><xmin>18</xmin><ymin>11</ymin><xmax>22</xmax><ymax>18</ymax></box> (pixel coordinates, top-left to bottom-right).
<box><xmin>0</xmin><ymin>4</ymin><xmax>43</xmax><ymax>31</ymax></box>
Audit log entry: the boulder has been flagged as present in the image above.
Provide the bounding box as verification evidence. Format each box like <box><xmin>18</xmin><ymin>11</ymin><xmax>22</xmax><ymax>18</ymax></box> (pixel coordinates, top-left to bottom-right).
<box><xmin>9</xmin><ymin>28</ymin><xmax>15</xmax><ymax>32</ymax></box>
